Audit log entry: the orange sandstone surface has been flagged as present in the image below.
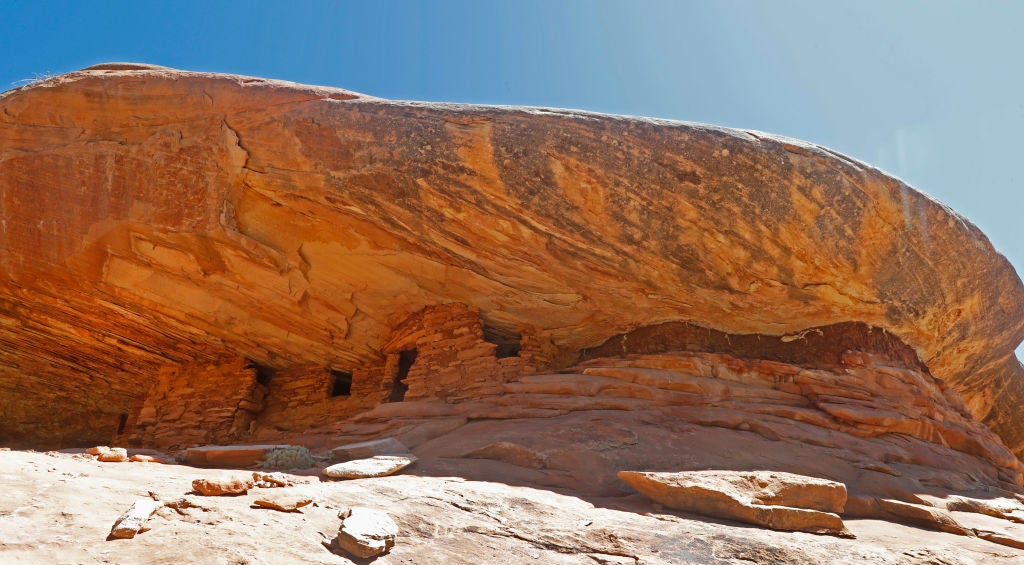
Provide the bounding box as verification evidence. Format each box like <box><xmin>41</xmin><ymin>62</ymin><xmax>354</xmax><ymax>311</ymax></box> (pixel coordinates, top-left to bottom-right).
<box><xmin>2</xmin><ymin>64</ymin><xmax>1024</xmax><ymax>562</ymax></box>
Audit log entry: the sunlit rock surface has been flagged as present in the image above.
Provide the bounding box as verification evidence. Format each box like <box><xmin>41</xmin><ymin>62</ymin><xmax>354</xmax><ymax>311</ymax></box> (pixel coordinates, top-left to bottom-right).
<box><xmin>1</xmin><ymin>64</ymin><xmax>1021</xmax><ymax>451</ymax></box>
<box><xmin>3</xmin><ymin>64</ymin><xmax>1024</xmax><ymax>562</ymax></box>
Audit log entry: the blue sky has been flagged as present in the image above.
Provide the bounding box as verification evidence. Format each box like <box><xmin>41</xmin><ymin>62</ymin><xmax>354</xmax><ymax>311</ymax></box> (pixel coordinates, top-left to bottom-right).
<box><xmin>2</xmin><ymin>1</ymin><xmax>1022</xmax><ymax>351</ymax></box>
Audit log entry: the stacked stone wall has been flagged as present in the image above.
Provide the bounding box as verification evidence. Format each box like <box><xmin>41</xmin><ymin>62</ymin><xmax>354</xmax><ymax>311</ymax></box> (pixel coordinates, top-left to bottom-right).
<box><xmin>381</xmin><ymin>303</ymin><xmax>555</xmax><ymax>402</ymax></box>
<box><xmin>253</xmin><ymin>365</ymin><xmax>386</xmax><ymax>435</ymax></box>
<box><xmin>124</xmin><ymin>356</ymin><xmax>264</xmax><ymax>449</ymax></box>
<box><xmin>123</xmin><ymin>302</ymin><xmax>559</xmax><ymax>448</ymax></box>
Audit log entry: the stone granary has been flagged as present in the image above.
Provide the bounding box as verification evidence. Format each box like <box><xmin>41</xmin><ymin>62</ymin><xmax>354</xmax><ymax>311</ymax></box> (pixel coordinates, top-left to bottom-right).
<box><xmin>118</xmin><ymin>302</ymin><xmax>556</xmax><ymax>448</ymax></box>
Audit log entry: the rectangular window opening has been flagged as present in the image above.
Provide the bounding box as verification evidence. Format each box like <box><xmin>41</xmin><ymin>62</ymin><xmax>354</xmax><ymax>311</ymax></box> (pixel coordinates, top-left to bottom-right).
<box><xmin>484</xmin><ymin>325</ymin><xmax>522</xmax><ymax>359</ymax></box>
<box><xmin>330</xmin><ymin>369</ymin><xmax>353</xmax><ymax>397</ymax></box>
<box><xmin>245</xmin><ymin>359</ymin><xmax>275</xmax><ymax>386</ymax></box>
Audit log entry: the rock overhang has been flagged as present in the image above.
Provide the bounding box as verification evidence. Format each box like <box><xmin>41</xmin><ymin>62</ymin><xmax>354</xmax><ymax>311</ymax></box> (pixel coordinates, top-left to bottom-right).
<box><xmin>1</xmin><ymin>63</ymin><xmax>1023</xmax><ymax>452</ymax></box>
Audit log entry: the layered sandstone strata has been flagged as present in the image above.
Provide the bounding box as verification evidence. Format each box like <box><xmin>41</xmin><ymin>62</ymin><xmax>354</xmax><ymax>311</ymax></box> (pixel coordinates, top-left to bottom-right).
<box><xmin>0</xmin><ymin>64</ymin><xmax>1022</xmax><ymax>457</ymax></box>
<box><xmin>4</xmin><ymin>63</ymin><xmax>1024</xmax><ymax>559</ymax></box>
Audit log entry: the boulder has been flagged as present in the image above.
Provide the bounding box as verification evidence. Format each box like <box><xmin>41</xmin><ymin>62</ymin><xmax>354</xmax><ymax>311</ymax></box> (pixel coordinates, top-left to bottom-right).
<box><xmin>191</xmin><ymin>476</ymin><xmax>254</xmax><ymax>496</ymax></box>
<box><xmin>336</xmin><ymin>507</ymin><xmax>398</xmax><ymax>558</ymax></box>
<box><xmin>323</xmin><ymin>455</ymin><xmax>417</xmax><ymax>480</ymax></box>
<box><xmin>87</xmin><ymin>446</ymin><xmax>128</xmax><ymax>463</ymax></box>
<box><xmin>618</xmin><ymin>470</ymin><xmax>851</xmax><ymax>536</ymax></box>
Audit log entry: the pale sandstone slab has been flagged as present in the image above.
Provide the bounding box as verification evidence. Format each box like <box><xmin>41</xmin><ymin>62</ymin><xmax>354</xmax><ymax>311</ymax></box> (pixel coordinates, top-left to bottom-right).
<box><xmin>618</xmin><ymin>470</ymin><xmax>851</xmax><ymax>536</ymax></box>
<box><xmin>129</xmin><ymin>454</ymin><xmax>167</xmax><ymax>463</ymax></box>
<box><xmin>109</xmin><ymin>499</ymin><xmax>163</xmax><ymax>539</ymax></box>
<box><xmin>323</xmin><ymin>455</ymin><xmax>417</xmax><ymax>480</ymax></box>
<box><xmin>253</xmin><ymin>494</ymin><xmax>313</xmax><ymax>512</ymax></box>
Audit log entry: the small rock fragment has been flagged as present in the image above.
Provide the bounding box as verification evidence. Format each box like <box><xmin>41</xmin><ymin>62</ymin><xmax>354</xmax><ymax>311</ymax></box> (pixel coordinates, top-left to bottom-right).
<box><xmin>252</xmin><ymin>471</ymin><xmax>294</xmax><ymax>488</ymax></box>
<box><xmin>163</xmin><ymin>497</ymin><xmax>208</xmax><ymax>515</ymax></box>
<box><xmin>109</xmin><ymin>499</ymin><xmax>163</xmax><ymax>539</ymax></box>
<box><xmin>323</xmin><ymin>455</ymin><xmax>416</xmax><ymax>480</ymax></box>
<box><xmin>130</xmin><ymin>454</ymin><xmax>166</xmax><ymax>463</ymax></box>
<box><xmin>192</xmin><ymin>476</ymin><xmax>255</xmax><ymax>496</ymax></box>
<box><xmin>87</xmin><ymin>446</ymin><xmax>128</xmax><ymax>462</ymax></box>
<box><xmin>253</xmin><ymin>495</ymin><xmax>313</xmax><ymax>512</ymax></box>
<box><xmin>336</xmin><ymin>507</ymin><xmax>398</xmax><ymax>558</ymax></box>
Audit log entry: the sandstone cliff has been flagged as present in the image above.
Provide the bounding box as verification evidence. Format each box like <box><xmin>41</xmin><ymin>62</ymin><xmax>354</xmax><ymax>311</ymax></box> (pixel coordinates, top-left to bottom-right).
<box><xmin>1</xmin><ymin>63</ymin><xmax>1022</xmax><ymax>454</ymax></box>
<box><xmin>5</xmin><ymin>64</ymin><xmax>1024</xmax><ymax>562</ymax></box>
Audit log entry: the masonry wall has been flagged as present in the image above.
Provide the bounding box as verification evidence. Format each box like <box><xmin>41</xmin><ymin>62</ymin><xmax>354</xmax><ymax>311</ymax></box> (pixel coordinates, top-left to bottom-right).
<box><xmin>123</xmin><ymin>356</ymin><xmax>265</xmax><ymax>449</ymax></box>
<box><xmin>124</xmin><ymin>302</ymin><xmax>559</xmax><ymax>449</ymax></box>
<box><xmin>381</xmin><ymin>303</ymin><xmax>556</xmax><ymax>402</ymax></box>
<box><xmin>252</xmin><ymin>364</ymin><xmax>387</xmax><ymax>436</ymax></box>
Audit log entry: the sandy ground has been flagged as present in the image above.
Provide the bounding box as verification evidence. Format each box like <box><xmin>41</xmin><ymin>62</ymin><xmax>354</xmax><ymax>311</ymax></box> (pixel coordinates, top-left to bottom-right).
<box><xmin>2</xmin><ymin>449</ymin><xmax>1022</xmax><ymax>564</ymax></box>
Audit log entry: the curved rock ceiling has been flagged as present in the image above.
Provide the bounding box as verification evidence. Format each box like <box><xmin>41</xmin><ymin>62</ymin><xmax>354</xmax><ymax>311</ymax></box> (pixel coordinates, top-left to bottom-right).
<box><xmin>1</xmin><ymin>65</ymin><xmax>1022</xmax><ymax>452</ymax></box>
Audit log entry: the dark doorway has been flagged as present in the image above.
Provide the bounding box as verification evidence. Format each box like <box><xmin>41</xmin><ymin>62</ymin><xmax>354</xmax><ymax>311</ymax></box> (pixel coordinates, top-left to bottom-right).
<box><xmin>246</xmin><ymin>359</ymin><xmax>275</xmax><ymax>386</ymax></box>
<box><xmin>116</xmin><ymin>413</ymin><xmax>128</xmax><ymax>435</ymax></box>
<box><xmin>389</xmin><ymin>349</ymin><xmax>417</xmax><ymax>402</ymax></box>
<box><xmin>483</xmin><ymin>325</ymin><xmax>522</xmax><ymax>359</ymax></box>
<box><xmin>330</xmin><ymin>370</ymin><xmax>353</xmax><ymax>397</ymax></box>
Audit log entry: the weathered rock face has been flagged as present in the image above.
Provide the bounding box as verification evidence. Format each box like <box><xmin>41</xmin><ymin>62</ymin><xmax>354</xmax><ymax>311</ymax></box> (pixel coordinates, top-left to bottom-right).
<box><xmin>275</xmin><ymin>348</ymin><xmax>1024</xmax><ymax>553</ymax></box>
<box><xmin>0</xmin><ymin>64</ymin><xmax>1023</xmax><ymax>458</ymax></box>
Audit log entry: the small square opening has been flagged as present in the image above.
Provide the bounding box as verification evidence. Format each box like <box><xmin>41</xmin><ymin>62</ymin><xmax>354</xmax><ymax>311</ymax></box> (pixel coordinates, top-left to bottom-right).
<box><xmin>331</xmin><ymin>370</ymin><xmax>353</xmax><ymax>397</ymax></box>
<box><xmin>483</xmin><ymin>325</ymin><xmax>522</xmax><ymax>359</ymax></box>
<box><xmin>246</xmin><ymin>359</ymin><xmax>275</xmax><ymax>386</ymax></box>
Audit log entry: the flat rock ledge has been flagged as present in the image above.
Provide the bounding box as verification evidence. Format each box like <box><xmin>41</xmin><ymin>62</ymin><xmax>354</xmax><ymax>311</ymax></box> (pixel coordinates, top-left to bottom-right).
<box><xmin>619</xmin><ymin>470</ymin><xmax>852</xmax><ymax>537</ymax></box>
<box><xmin>181</xmin><ymin>445</ymin><xmax>310</xmax><ymax>469</ymax></box>
<box><xmin>330</xmin><ymin>437</ymin><xmax>412</xmax><ymax>462</ymax></box>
